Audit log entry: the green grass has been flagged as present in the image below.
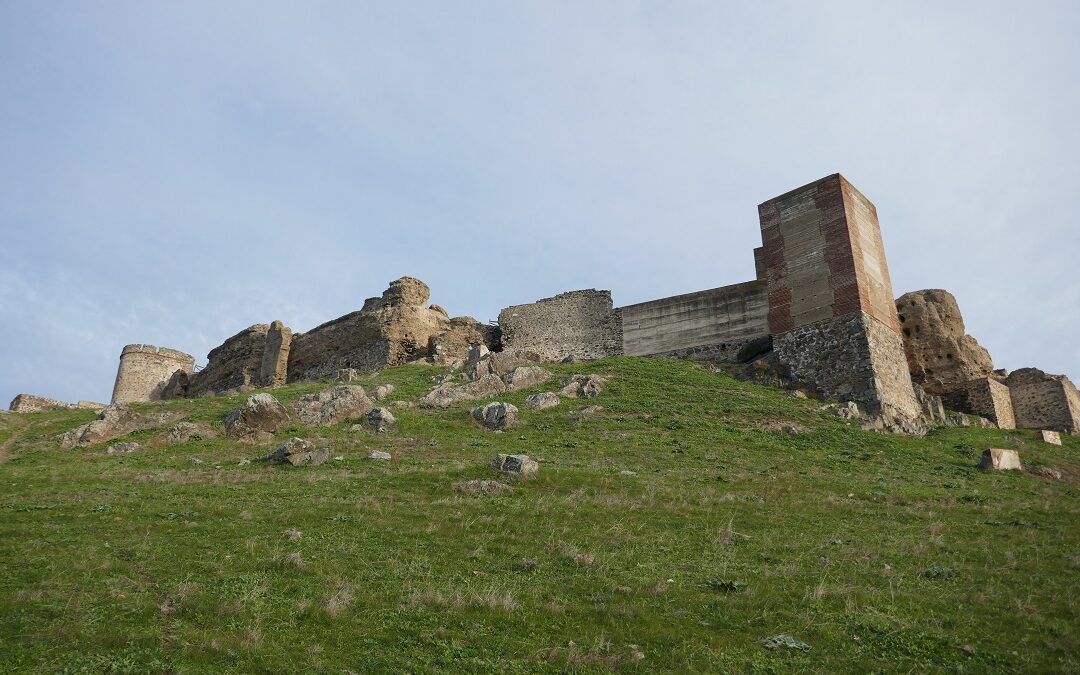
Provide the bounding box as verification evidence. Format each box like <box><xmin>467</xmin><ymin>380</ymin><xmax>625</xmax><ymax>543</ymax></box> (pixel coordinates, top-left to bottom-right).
<box><xmin>0</xmin><ymin>357</ymin><xmax>1077</xmax><ymax>673</ymax></box>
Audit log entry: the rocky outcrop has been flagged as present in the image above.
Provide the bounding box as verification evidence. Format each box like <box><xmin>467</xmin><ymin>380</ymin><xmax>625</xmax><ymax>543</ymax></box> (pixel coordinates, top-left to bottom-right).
<box><xmin>292</xmin><ymin>386</ymin><xmax>374</xmax><ymax>427</ymax></box>
<box><xmin>895</xmin><ymin>290</ymin><xmax>994</xmax><ymax>396</ymax></box>
<box><xmin>525</xmin><ymin>392</ymin><xmax>560</xmax><ymax>410</ymax></box>
<box><xmin>366</xmin><ymin>407</ymin><xmax>396</xmax><ymax>432</ymax></box>
<box><xmin>421</xmin><ymin>374</ymin><xmax>508</xmax><ymax>407</ymax></box>
<box><xmin>287</xmin><ymin>277</ymin><xmax>496</xmax><ymax>382</ymax></box>
<box><xmin>560</xmin><ymin>374</ymin><xmax>607</xmax><ymax>399</ymax></box>
<box><xmin>224</xmin><ymin>393</ymin><xmax>291</xmax><ymax>443</ymax></box>
<box><xmin>57</xmin><ymin>404</ymin><xmax>180</xmax><ymax>449</ymax></box>
<box><xmin>503</xmin><ymin>366</ymin><xmax>552</xmax><ymax>391</ymax></box>
<box><xmin>185</xmin><ymin>320</ymin><xmax>293</xmax><ymax>398</ymax></box>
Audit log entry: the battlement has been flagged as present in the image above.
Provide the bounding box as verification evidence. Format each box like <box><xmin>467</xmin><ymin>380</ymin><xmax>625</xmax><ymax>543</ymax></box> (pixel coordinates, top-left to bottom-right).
<box><xmin>119</xmin><ymin>344</ymin><xmax>195</xmax><ymax>363</ymax></box>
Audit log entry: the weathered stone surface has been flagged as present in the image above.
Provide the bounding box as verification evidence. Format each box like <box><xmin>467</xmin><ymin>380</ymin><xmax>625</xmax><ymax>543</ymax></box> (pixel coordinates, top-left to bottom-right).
<box><xmin>464</xmin><ymin>350</ymin><xmax>538</xmax><ymax>382</ymax></box>
<box><xmin>472</xmin><ymin>402</ymin><xmax>519</xmax><ymax>431</ymax></box>
<box><xmin>224</xmin><ymin>393</ymin><xmax>291</xmax><ymax>443</ymax></box>
<box><xmin>111</xmin><ymin>344</ymin><xmax>195</xmax><ymax>404</ymax></box>
<box><xmin>1005</xmin><ymin>368</ymin><xmax>1080</xmax><ymax>433</ymax></box>
<box><xmin>895</xmin><ymin>290</ymin><xmax>994</xmax><ymax>396</ymax></box>
<box><xmin>57</xmin><ymin>404</ymin><xmax>179</xmax><ymax>449</ymax></box>
<box><xmin>525</xmin><ymin>392</ymin><xmax>560</xmax><ymax>410</ymax></box>
<box><xmin>942</xmin><ymin>377</ymin><xmax>1016</xmax><ymax>429</ymax></box>
<box><xmin>979</xmin><ymin>448</ymin><xmax>1021</xmax><ymax>471</ymax></box>
<box><xmin>503</xmin><ymin>366</ymin><xmax>552</xmax><ymax>391</ymax></box>
<box><xmin>106</xmin><ymin>442</ymin><xmax>140</xmax><ymax>454</ymax></box>
<box><xmin>498</xmin><ymin>290</ymin><xmax>622</xmax><ymax>362</ymax></box>
<box><xmin>492</xmin><ymin>453</ymin><xmax>538</xmax><ymax>477</ymax></box>
<box><xmin>366</xmin><ymin>407</ymin><xmax>396</xmax><ymax>432</ymax></box>
<box><xmin>292</xmin><ymin>386</ymin><xmax>373</xmax><ymax>427</ymax></box>
<box><xmin>164</xmin><ymin>422</ymin><xmax>214</xmax><ymax>444</ymax></box>
<box><xmin>371</xmin><ymin>384</ymin><xmax>396</xmax><ymax>401</ymax></box>
<box><xmin>264</xmin><ymin>437</ymin><xmax>328</xmax><ymax>466</ymax></box>
<box><xmin>9</xmin><ymin>394</ymin><xmax>77</xmax><ymax>413</ymax></box>
<box><xmin>560</xmin><ymin>374</ymin><xmax>607</xmax><ymax>399</ymax></box>
<box><xmin>1040</xmin><ymin>430</ymin><xmax>1062</xmax><ymax>446</ymax></box>
<box><xmin>288</xmin><ymin>277</ymin><xmax>494</xmax><ymax>382</ymax></box>
<box><xmin>335</xmin><ymin>368</ymin><xmax>362</xmax><ymax>383</ymax></box>
<box><xmin>1028</xmin><ymin>465</ymin><xmax>1062</xmax><ymax>480</ymax></box>
<box><xmin>913</xmin><ymin>384</ymin><xmax>946</xmax><ymax>426</ymax></box>
<box><xmin>185</xmin><ymin>321</ymin><xmax>293</xmax><ymax>398</ymax></box>
<box><xmin>428</xmin><ymin>317</ymin><xmax>498</xmax><ymax>366</ymax></box>
<box><xmin>368</xmin><ymin>449</ymin><xmax>392</xmax><ymax>460</ymax></box>
<box><xmin>620</xmin><ymin>281</ymin><xmax>769</xmax><ymax>362</ymax></box>
<box><xmin>421</xmin><ymin>374</ymin><xmax>508</xmax><ymax>407</ymax></box>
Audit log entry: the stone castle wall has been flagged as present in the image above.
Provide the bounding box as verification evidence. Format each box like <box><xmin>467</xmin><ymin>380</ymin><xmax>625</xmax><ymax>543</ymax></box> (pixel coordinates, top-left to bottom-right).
<box><xmin>498</xmin><ymin>290</ymin><xmax>623</xmax><ymax>362</ymax></box>
<box><xmin>111</xmin><ymin>344</ymin><xmax>195</xmax><ymax>404</ymax></box>
<box><xmin>620</xmin><ymin>281</ymin><xmax>768</xmax><ymax>361</ymax></box>
<box><xmin>184</xmin><ymin>320</ymin><xmax>292</xmax><ymax>397</ymax></box>
<box><xmin>1005</xmin><ymin>368</ymin><xmax>1080</xmax><ymax>433</ymax></box>
<box><xmin>942</xmin><ymin>377</ymin><xmax>1016</xmax><ymax>429</ymax></box>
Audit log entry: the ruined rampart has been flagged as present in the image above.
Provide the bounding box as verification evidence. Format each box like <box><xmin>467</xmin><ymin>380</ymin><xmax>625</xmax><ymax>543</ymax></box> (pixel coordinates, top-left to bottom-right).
<box><xmin>498</xmin><ymin>290</ymin><xmax>623</xmax><ymax>362</ymax></box>
<box><xmin>111</xmin><ymin>344</ymin><xmax>195</xmax><ymax>404</ymax></box>
<box><xmin>620</xmin><ymin>281</ymin><xmax>768</xmax><ymax>361</ymax></box>
<box><xmin>1005</xmin><ymin>368</ymin><xmax>1080</xmax><ymax>433</ymax></box>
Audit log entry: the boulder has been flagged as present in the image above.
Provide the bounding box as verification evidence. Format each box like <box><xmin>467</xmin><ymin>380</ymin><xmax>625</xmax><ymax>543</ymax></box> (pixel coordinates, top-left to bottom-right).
<box><xmin>371</xmin><ymin>384</ymin><xmax>396</xmax><ymax>401</ymax></box>
<box><xmin>57</xmin><ymin>404</ymin><xmax>139</xmax><ymax>449</ymax></box>
<box><xmin>525</xmin><ymin>392</ymin><xmax>560</xmax><ymax>411</ymax></box>
<box><xmin>164</xmin><ymin>422</ymin><xmax>213</xmax><ymax>444</ymax></box>
<box><xmin>560</xmin><ymin>374</ymin><xmax>607</xmax><ymax>399</ymax></box>
<box><xmin>292</xmin><ymin>386</ymin><xmax>373</xmax><ymax>426</ymax></box>
<box><xmin>492</xmin><ymin>453</ymin><xmax>539</xmax><ymax>477</ymax></box>
<box><xmin>1040</xmin><ymin>430</ymin><xmax>1062</xmax><ymax>446</ymax></box>
<box><xmin>503</xmin><ymin>366</ymin><xmax>552</xmax><ymax>391</ymax></box>
<box><xmin>421</xmin><ymin>374</ymin><xmax>508</xmax><ymax>407</ymax></box>
<box><xmin>368</xmin><ymin>450</ymin><xmax>392</xmax><ymax>460</ymax></box>
<box><xmin>464</xmin><ymin>350</ymin><xmax>537</xmax><ymax>382</ymax></box>
<box><xmin>367</xmin><ymin>407</ymin><xmax>396</xmax><ymax>432</ymax></box>
<box><xmin>472</xmin><ymin>402</ymin><xmax>519</xmax><ymax>431</ymax></box>
<box><xmin>979</xmin><ymin>448</ymin><xmax>1022</xmax><ymax>471</ymax></box>
<box><xmin>106</xmin><ymin>442</ymin><xmax>140</xmax><ymax>455</ymax></box>
<box><xmin>895</xmin><ymin>290</ymin><xmax>994</xmax><ymax>396</ymax></box>
<box><xmin>224</xmin><ymin>393</ymin><xmax>291</xmax><ymax>443</ymax></box>
<box><xmin>264</xmin><ymin>437</ymin><xmax>329</xmax><ymax>466</ymax></box>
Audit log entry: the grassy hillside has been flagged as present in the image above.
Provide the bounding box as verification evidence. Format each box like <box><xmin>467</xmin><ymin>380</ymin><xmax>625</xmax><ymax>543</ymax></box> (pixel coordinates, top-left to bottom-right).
<box><xmin>0</xmin><ymin>357</ymin><xmax>1077</xmax><ymax>673</ymax></box>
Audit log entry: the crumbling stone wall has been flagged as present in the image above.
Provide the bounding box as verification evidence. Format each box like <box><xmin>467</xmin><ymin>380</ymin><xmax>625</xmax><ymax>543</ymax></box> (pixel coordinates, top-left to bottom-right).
<box><xmin>498</xmin><ymin>290</ymin><xmax>623</xmax><ymax>362</ymax></box>
<box><xmin>620</xmin><ymin>280</ymin><xmax>768</xmax><ymax>361</ymax></box>
<box><xmin>111</xmin><ymin>344</ymin><xmax>195</xmax><ymax>404</ymax></box>
<box><xmin>1005</xmin><ymin>368</ymin><xmax>1080</xmax><ymax>433</ymax></box>
<box><xmin>7</xmin><ymin>394</ymin><xmax>102</xmax><ymax>412</ymax></box>
<box><xmin>184</xmin><ymin>320</ymin><xmax>292</xmax><ymax>397</ymax></box>
<box><xmin>895</xmin><ymin>289</ymin><xmax>994</xmax><ymax>396</ymax></box>
<box><xmin>287</xmin><ymin>277</ymin><xmax>492</xmax><ymax>381</ymax></box>
<box><xmin>759</xmin><ymin>174</ymin><xmax>921</xmax><ymax>427</ymax></box>
<box><xmin>942</xmin><ymin>377</ymin><xmax>1016</xmax><ymax>429</ymax></box>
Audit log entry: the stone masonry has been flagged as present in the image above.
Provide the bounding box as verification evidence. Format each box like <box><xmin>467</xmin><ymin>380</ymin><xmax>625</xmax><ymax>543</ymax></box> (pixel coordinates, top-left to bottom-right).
<box><xmin>111</xmin><ymin>344</ymin><xmax>195</xmax><ymax>404</ymax></box>
<box><xmin>498</xmin><ymin>290</ymin><xmax>623</xmax><ymax>362</ymax></box>
<box><xmin>183</xmin><ymin>320</ymin><xmax>292</xmax><ymax>397</ymax></box>
<box><xmin>759</xmin><ymin>174</ymin><xmax>922</xmax><ymax>428</ymax></box>
<box><xmin>1005</xmin><ymin>368</ymin><xmax>1080</xmax><ymax>433</ymax></box>
<box><xmin>942</xmin><ymin>376</ymin><xmax>1016</xmax><ymax>429</ymax></box>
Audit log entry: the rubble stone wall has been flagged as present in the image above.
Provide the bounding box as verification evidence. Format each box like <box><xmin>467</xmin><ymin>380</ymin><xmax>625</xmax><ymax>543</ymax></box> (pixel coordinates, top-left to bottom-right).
<box><xmin>1006</xmin><ymin>368</ymin><xmax>1080</xmax><ymax>433</ymax></box>
<box><xmin>943</xmin><ymin>377</ymin><xmax>1016</xmax><ymax>429</ymax></box>
<box><xmin>498</xmin><ymin>290</ymin><xmax>623</xmax><ymax>362</ymax></box>
<box><xmin>620</xmin><ymin>280</ymin><xmax>768</xmax><ymax>361</ymax></box>
<box><xmin>111</xmin><ymin>344</ymin><xmax>195</xmax><ymax>404</ymax></box>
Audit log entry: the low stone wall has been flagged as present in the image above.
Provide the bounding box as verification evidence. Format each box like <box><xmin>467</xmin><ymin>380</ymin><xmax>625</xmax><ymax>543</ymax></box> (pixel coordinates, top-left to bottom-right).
<box><xmin>943</xmin><ymin>377</ymin><xmax>1016</xmax><ymax>429</ymax></box>
<box><xmin>499</xmin><ymin>290</ymin><xmax>623</xmax><ymax>362</ymax></box>
<box><xmin>620</xmin><ymin>280</ymin><xmax>768</xmax><ymax>361</ymax></box>
<box><xmin>1006</xmin><ymin>368</ymin><xmax>1080</xmax><ymax>433</ymax></box>
<box><xmin>9</xmin><ymin>394</ymin><xmax>74</xmax><ymax>413</ymax></box>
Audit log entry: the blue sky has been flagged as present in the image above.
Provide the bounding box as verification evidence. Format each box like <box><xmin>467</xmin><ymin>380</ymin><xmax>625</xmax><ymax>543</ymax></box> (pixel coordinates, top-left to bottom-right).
<box><xmin>2</xmin><ymin>1</ymin><xmax>1078</xmax><ymax>405</ymax></box>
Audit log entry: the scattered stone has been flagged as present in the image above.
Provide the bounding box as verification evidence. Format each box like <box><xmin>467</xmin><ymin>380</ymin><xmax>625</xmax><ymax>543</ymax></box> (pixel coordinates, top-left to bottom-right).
<box><xmin>164</xmin><ymin>422</ymin><xmax>214</xmax><ymax>444</ymax></box>
<box><xmin>525</xmin><ymin>392</ymin><xmax>560</xmax><ymax>411</ymax></box>
<box><xmin>368</xmin><ymin>450</ymin><xmax>392</xmax><ymax>461</ymax></box>
<box><xmin>106</xmin><ymin>442</ymin><xmax>140</xmax><ymax>454</ymax></box>
<box><xmin>789</xmin><ymin>390</ymin><xmax>808</xmax><ymax>399</ymax></box>
<box><xmin>292</xmin><ymin>385</ymin><xmax>374</xmax><ymax>427</ymax></box>
<box><xmin>560</xmin><ymin>374</ymin><xmax>607</xmax><ymax>399</ymax></box>
<box><xmin>371</xmin><ymin>384</ymin><xmax>396</xmax><ymax>401</ymax></box>
<box><xmin>238</xmin><ymin>459</ymin><xmax>251</xmax><ymax>466</ymax></box>
<box><xmin>1027</xmin><ymin>465</ymin><xmax>1062</xmax><ymax>480</ymax></box>
<box><xmin>335</xmin><ymin>368</ymin><xmax>362</xmax><ymax>383</ymax></box>
<box><xmin>366</xmin><ymin>407</ymin><xmax>396</xmax><ymax>432</ymax></box>
<box><xmin>913</xmin><ymin>383</ymin><xmax>947</xmax><ymax>425</ymax></box>
<box><xmin>1039</xmin><ymin>430</ymin><xmax>1062</xmax><ymax>446</ymax></box>
<box><xmin>979</xmin><ymin>448</ymin><xmax>1022</xmax><ymax>471</ymax></box>
<box><xmin>492</xmin><ymin>453</ymin><xmax>538</xmax><ymax>477</ymax></box>
<box><xmin>580</xmin><ymin>405</ymin><xmax>604</xmax><ymax>414</ymax></box>
<box><xmin>56</xmin><ymin>404</ymin><xmax>176</xmax><ymax>449</ymax></box>
<box><xmin>759</xmin><ymin>634</ymin><xmax>811</xmax><ymax>652</ymax></box>
<box><xmin>472</xmin><ymin>402</ymin><xmax>519</xmax><ymax>431</ymax></box>
<box><xmin>224</xmin><ymin>393</ymin><xmax>291</xmax><ymax>443</ymax></box>
<box><xmin>619</xmin><ymin>469</ymin><xmax>637</xmax><ymax>476</ymax></box>
<box><xmin>834</xmin><ymin>401</ymin><xmax>861</xmax><ymax>420</ymax></box>
<box><xmin>454</xmin><ymin>479</ymin><xmax>512</xmax><ymax>495</ymax></box>
<box><xmin>190</xmin><ymin>458</ymin><xmax>203</xmax><ymax>465</ymax></box>
<box><xmin>390</xmin><ymin>400</ymin><xmax>417</xmax><ymax>410</ymax></box>
<box><xmin>283</xmin><ymin>528</ymin><xmax>303</xmax><ymax>540</ymax></box>
<box><xmin>264</xmin><ymin>437</ymin><xmax>329</xmax><ymax>467</ymax></box>
<box><xmin>421</xmin><ymin>374</ymin><xmax>508</xmax><ymax>407</ymax></box>
<box><xmin>502</xmin><ymin>366</ymin><xmax>552</xmax><ymax>391</ymax></box>
<box><xmin>333</xmin><ymin>455</ymin><xmax>344</xmax><ymax>461</ymax></box>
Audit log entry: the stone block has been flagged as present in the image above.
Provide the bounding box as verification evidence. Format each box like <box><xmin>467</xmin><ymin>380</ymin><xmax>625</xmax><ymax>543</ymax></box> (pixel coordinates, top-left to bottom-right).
<box><xmin>1040</xmin><ymin>430</ymin><xmax>1062</xmax><ymax>446</ymax></box>
<box><xmin>979</xmin><ymin>448</ymin><xmax>1021</xmax><ymax>471</ymax></box>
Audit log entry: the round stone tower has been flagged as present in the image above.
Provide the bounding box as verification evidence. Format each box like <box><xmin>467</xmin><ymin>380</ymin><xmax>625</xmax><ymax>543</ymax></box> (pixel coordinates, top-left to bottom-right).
<box><xmin>111</xmin><ymin>344</ymin><xmax>195</xmax><ymax>404</ymax></box>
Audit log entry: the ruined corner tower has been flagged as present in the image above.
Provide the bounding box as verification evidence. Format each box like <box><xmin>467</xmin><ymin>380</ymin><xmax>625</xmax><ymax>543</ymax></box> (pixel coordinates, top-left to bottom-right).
<box><xmin>758</xmin><ymin>174</ymin><xmax>922</xmax><ymax>428</ymax></box>
<box><xmin>111</xmin><ymin>344</ymin><xmax>195</xmax><ymax>404</ymax></box>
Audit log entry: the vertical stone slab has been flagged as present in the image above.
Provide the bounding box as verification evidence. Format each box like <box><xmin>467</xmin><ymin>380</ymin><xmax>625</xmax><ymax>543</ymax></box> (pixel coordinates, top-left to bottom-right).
<box><xmin>260</xmin><ymin>320</ymin><xmax>292</xmax><ymax>387</ymax></box>
<box><xmin>759</xmin><ymin>174</ymin><xmax>921</xmax><ymax>427</ymax></box>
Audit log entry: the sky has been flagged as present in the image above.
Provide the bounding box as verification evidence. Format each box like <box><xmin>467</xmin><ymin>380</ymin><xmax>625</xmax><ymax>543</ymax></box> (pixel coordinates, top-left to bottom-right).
<box><xmin>1</xmin><ymin>1</ymin><xmax>1078</xmax><ymax>406</ymax></box>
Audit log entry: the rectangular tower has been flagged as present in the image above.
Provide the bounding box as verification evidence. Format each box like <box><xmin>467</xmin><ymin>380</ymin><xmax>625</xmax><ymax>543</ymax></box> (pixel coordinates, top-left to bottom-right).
<box><xmin>758</xmin><ymin>174</ymin><xmax>922</xmax><ymax>428</ymax></box>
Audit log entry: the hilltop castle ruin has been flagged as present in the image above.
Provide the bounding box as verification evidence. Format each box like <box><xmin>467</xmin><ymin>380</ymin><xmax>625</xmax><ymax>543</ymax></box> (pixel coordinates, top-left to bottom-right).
<box><xmin>11</xmin><ymin>174</ymin><xmax>1078</xmax><ymax>434</ymax></box>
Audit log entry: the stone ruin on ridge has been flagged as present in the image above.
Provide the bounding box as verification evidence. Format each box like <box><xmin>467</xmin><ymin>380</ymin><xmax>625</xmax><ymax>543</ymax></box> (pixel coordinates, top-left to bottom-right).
<box><xmin>10</xmin><ymin>173</ymin><xmax>1078</xmax><ymax>435</ymax></box>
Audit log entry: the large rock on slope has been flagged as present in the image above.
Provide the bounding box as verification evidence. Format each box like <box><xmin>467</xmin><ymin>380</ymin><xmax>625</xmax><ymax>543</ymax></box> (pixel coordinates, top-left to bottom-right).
<box><xmin>895</xmin><ymin>290</ymin><xmax>994</xmax><ymax>396</ymax></box>
<box><xmin>421</xmin><ymin>374</ymin><xmax>508</xmax><ymax>407</ymax></box>
<box><xmin>224</xmin><ymin>393</ymin><xmax>291</xmax><ymax>443</ymax></box>
<box><xmin>472</xmin><ymin>402</ymin><xmax>519</xmax><ymax>431</ymax></box>
<box><xmin>264</xmin><ymin>437</ymin><xmax>328</xmax><ymax>466</ymax></box>
<box><xmin>292</xmin><ymin>386</ymin><xmax>374</xmax><ymax>427</ymax></box>
<box><xmin>57</xmin><ymin>404</ymin><xmax>180</xmax><ymax>449</ymax></box>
